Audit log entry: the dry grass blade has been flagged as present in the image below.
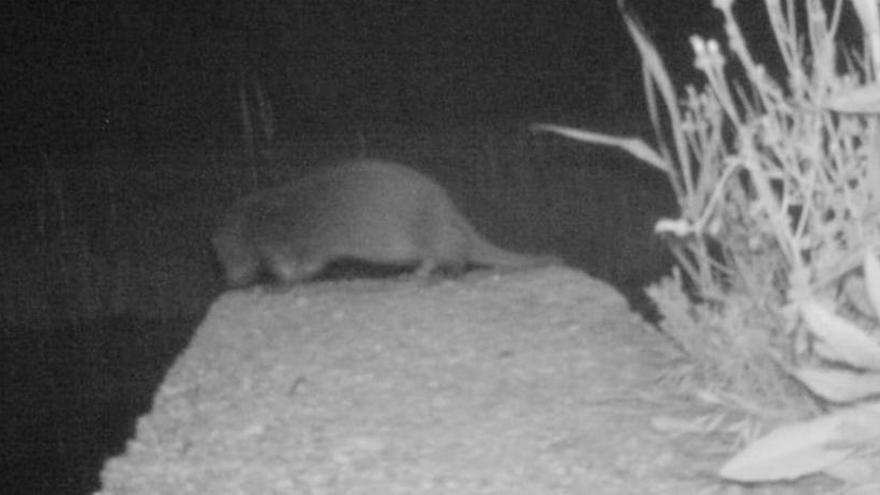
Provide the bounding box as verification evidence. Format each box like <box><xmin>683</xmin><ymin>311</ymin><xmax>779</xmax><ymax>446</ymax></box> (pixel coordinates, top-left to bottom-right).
<box><xmin>617</xmin><ymin>0</ymin><xmax>693</xmax><ymax>201</ymax></box>
<box><xmin>851</xmin><ymin>0</ymin><xmax>880</xmax><ymax>71</ymax></box>
<box><xmin>529</xmin><ymin>123</ymin><xmax>669</xmax><ymax>173</ymax></box>
<box><xmin>823</xmin><ymin>82</ymin><xmax>880</xmax><ymax>113</ymax></box>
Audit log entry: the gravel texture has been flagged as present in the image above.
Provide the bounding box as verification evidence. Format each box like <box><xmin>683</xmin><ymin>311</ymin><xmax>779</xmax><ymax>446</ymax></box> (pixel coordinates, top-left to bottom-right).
<box><xmin>95</xmin><ymin>267</ymin><xmax>841</xmax><ymax>494</ymax></box>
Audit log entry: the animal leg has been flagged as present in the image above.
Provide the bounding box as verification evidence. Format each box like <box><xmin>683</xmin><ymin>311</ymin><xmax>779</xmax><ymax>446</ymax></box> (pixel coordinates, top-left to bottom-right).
<box><xmin>225</xmin><ymin>262</ymin><xmax>259</xmax><ymax>288</ymax></box>
<box><xmin>414</xmin><ymin>258</ymin><xmax>438</xmax><ymax>278</ymax></box>
<box><xmin>218</xmin><ymin>251</ymin><xmax>260</xmax><ymax>288</ymax></box>
<box><xmin>268</xmin><ymin>255</ymin><xmax>326</xmax><ymax>286</ymax></box>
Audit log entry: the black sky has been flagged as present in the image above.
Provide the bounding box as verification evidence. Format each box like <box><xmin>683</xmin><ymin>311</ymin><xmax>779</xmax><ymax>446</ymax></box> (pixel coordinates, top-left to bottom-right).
<box><xmin>2</xmin><ymin>0</ymin><xmax>780</xmax><ymax>151</ymax></box>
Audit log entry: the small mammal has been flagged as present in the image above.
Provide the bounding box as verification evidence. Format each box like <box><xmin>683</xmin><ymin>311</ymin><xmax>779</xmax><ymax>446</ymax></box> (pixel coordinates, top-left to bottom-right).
<box><xmin>212</xmin><ymin>159</ymin><xmax>559</xmax><ymax>288</ymax></box>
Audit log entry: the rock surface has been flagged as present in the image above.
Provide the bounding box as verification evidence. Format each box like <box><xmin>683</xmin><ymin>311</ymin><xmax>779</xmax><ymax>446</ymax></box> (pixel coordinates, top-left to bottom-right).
<box><xmin>95</xmin><ymin>267</ymin><xmax>839</xmax><ymax>494</ymax></box>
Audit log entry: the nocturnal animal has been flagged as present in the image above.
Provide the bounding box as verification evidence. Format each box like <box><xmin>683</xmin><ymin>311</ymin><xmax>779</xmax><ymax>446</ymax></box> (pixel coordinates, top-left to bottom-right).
<box><xmin>212</xmin><ymin>159</ymin><xmax>559</xmax><ymax>289</ymax></box>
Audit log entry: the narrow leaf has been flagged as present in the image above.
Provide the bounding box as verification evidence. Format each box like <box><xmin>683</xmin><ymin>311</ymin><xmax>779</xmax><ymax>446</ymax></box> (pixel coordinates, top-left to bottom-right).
<box><xmin>823</xmin><ymin>83</ymin><xmax>880</xmax><ymax>114</ymax></box>
<box><xmin>792</xmin><ymin>366</ymin><xmax>880</xmax><ymax>403</ymax></box>
<box><xmin>800</xmin><ymin>302</ymin><xmax>880</xmax><ymax>370</ymax></box>
<box><xmin>530</xmin><ymin>123</ymin><xmax>670</xmax><ymax>173</ymax></box>
<box><xmin>822</xmin><ymin>458</ymin><xmax>874</xmax><ymax>483</ymax></box>
<box><xmin>718</xmin><ymin>411</ymin><xmax>855</xmax><ymax>481</ymax></box>
<box><xmin>864</xmin><ymin>252</ymin><xmax>880</xmax><ymax>320</ymax></box>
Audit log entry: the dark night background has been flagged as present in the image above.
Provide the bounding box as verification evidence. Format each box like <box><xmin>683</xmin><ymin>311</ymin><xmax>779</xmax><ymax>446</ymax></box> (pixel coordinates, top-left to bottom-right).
<box><xmin>2</xmin><ymin>0</ymin><xmax>737</xmax><ymax>150</ymax></box>
<box><xmin>0</xmin><ymin>1</ymin><xmax>779</xmax><ymax>494</ymax></box>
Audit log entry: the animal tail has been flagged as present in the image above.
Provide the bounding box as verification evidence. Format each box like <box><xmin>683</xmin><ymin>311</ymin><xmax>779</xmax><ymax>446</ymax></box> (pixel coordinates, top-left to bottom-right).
<box><xmin>463</xmin><ymin>223</ymin><xmax>562</xmax><ymax>269</ymax></box>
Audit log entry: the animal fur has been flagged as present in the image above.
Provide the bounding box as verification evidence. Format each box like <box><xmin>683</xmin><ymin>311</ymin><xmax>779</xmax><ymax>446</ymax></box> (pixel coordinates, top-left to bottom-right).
<box><xmin>212</xmin><ymin>159</ymin><xmax>559</xmax><ymax>288</ymax></box>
